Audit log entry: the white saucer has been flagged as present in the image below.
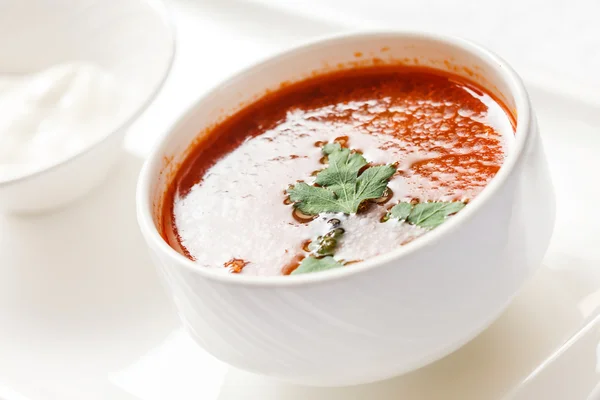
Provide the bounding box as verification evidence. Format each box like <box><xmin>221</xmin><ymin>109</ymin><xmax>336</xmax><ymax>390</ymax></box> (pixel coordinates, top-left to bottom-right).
<box><xmin>1</xmin><ymin>1</ymin><xmax>599</xmax><ymax>398</ymax></box>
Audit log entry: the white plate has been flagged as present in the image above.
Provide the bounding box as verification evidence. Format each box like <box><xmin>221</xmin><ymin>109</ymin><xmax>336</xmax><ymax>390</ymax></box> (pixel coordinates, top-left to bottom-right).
<box><xmin>1</xmin><ymin>1</ymin><xmax>600</xmax><ymax>399</ymax></box>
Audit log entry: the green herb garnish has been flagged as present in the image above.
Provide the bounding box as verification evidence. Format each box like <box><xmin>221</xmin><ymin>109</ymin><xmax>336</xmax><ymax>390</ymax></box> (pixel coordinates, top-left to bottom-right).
<box><xmin>287</xmin><ymin>143</ymin><xmax>396</xmax><ymax>215</ymax></box>
<box><xmin>291</xmin><ymin>256</ymin><xmax>344</xmax><ymax>275</ymax></box>
<box><xmin>389</xmin><ymin>202</ymin><xmax>412</xmax><ymax>221</ymax></box>
<box><xmin>285</xmin><ymin>142</ymin><xmax>466</xmax><ymax>276</ymax></box>
<box><xmin>388</xmin><ymin>201</ymin><xmax>466</xmax><ymax>229</ymax></box>
<box><xmin>309</xmin><ymin>227</ymin><xmax>345</xmax><ymax>256</ymax></box>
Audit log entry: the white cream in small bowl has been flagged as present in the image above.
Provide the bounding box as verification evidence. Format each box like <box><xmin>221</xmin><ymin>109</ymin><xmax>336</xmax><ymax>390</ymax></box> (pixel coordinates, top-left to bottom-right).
<box><xmin>0</xmin><ymin>0</ymin><xmax>174</xmax><ymax>213</ymax></box>
<box><xmin>0</xmin><ymin>62</ymin><xmax>127</xmax><ymax>181</ymax></box>
<box><xmin>137</xmin><ymin>32</ymin><xmax>555</xmax><ymax>386</ymax></box>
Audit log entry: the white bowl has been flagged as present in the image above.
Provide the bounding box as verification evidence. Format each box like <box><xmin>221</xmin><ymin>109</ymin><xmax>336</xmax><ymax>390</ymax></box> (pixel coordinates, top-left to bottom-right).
<box><xmin>0</xmin><ymin>0</ymin><xmax>174</xmax><ymax>213</ymax></box>
<box><xmin>137</xmin><ymin>32</ymin><xmax>555</xmax><ymax>386</ymax></box>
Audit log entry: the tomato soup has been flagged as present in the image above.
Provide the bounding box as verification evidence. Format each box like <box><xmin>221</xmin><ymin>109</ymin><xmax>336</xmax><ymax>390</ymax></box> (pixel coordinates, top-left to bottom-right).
<box><xmin>161</xmin><ymin>66</ymin><xmax>515</xmax><ymax>276</ymax></box>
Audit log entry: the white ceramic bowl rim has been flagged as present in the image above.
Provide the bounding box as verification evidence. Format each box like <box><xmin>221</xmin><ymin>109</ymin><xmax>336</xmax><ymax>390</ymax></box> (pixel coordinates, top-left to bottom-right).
<box><xmin>0</xmin><ymin>0</ymin><xmax>176</xmax><ymax>188</ymax></box>
<box><xmin>137</xmin><ymin>30</ymin><xmax>531</xmax><ymax>287</ymax></box>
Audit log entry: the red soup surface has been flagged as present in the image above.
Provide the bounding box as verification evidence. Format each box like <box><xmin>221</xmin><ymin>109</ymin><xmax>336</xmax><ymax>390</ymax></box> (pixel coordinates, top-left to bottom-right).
<box><xmin>162</xmin><ymin>65</ymin><xmax>515</xmax><ymax>276</ymax></box>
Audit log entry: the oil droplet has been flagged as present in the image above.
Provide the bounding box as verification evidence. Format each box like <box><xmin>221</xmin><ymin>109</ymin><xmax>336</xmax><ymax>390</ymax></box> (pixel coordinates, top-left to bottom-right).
<box><xmin>371</xmin><ymin>187</ymin><xmax>393</xmax><ymax>204</ymax></box>
<box><xmin>357</xmin><ymin>200</ymin><xmax>374</xmax><ymax>214</ymax></box>
<box><xmin>282</xmin><ymin>254</ymin><xmax>305</xmax><ymax>275</ymax></box>
<box><xmin>325</xmin><ymin>227</ymin><xmax>345</xmax><ymax>239</ymax></box>
<box><xmin>334</xmin><ymin>136</ymin><xmax>349</xmax><ymax>147</ymax></box>
<box><xmin>292</xmin><ymin>207</ymin><xmax>317</xmax><ymax>223</ymax></box>
<box><xmin>327</xmin><ymin>218</ymin><xmax>341</xmax><ymax>227</ymax></box>
<box><xmin>224</xmin><ymin>258</ymin><xmax>248</xmax><ymax>273</ymax></box>
<box><xmin>302</xmin><ymin>239</ymin><xmax>312</xmax><ymax>252</ymax></box>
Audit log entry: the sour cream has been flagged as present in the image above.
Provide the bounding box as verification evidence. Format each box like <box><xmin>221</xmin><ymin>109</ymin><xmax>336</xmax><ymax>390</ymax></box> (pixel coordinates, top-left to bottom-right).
<box><xmin>0</xmin><ymin>62</ymin><xmax>126</xmax><ymax>181</ymax></box>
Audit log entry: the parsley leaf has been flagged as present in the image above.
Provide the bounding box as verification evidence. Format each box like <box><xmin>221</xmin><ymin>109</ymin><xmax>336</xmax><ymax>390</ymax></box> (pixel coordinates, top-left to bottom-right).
<box><xmin>389</xmin><ymin>202</ymin><xmax>412</xmax><ymax>221</ymax></box>
<box><xmin>315</xmin><ymin>143</ymin><xmax>366</xmax><ymax>191</ymax></box>
<box><xmin>286</xmin><ymin>183</ymin><xmax>341</xmax><ymax>214</ymax></box>
<box><xmin>291</xmin><ymin>256</ymin><xmax>344</xmax><ymax>275</ymax></box>
<box><xmin>288</xmin><ymin>144</ymin><xmax>396</xmax><ymax>215</ymax></box>
<box><xmin>389</xmin><ymin>201</ymin><xmax>466</xmax><ymax>229</ymax></box>
<box><xmin>408</xmin><ymin>202</ymin><xmax>465</xmax><ymax>228</ymax></box>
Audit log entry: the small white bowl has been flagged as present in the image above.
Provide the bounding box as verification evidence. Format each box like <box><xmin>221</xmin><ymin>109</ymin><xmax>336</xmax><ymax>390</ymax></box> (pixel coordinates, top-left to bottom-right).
<box><xmin>0</xmin><ymin>0</ymin><xmax>174</xmax><ymax>213</ymax></box>
<box><xmin>137</xmin><ymin>31</ymin><xmax>555</xmax><ymax>386</ymax></box>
